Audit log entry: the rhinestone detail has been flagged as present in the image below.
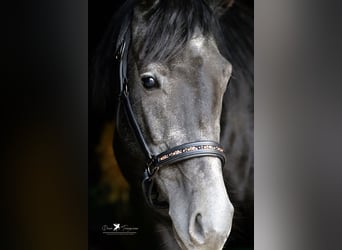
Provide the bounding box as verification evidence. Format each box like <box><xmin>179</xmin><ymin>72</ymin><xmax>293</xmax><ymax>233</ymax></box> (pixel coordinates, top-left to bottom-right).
<box><xmin>158</xmin><ymin>145</ymin><xmax>224</xmax><ymax>162</ymax></box>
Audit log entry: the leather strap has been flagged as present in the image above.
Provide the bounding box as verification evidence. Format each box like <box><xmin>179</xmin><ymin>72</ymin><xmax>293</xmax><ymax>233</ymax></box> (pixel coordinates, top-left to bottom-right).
<box><xmin>115</xmin><ymin>20</ymin><xmax>154</xmax><ymax>160</ymax></box>
<box><xmin>146</xmin><ymin>141</ymin><xmax>226</xmax><ymax>176</ymax></box>
<box><xmin>121</xmin><ymin>88</ymin><xmax>154</xmax><ymax>160</ymax></box>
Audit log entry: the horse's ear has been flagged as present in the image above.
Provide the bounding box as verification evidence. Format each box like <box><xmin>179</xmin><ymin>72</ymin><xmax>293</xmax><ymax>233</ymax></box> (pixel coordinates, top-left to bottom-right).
<box><xmin>207</xmin><ymin>0</ymin><xmax>235</xmax><ymax>15</ymax></box>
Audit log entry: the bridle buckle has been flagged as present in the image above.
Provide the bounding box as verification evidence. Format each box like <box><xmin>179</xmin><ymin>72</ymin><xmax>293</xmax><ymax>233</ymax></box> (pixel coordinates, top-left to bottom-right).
<box><xmin>146</xmin><ymin>156</ymin><xmax>159</xmax><ymax>177</ymax></box>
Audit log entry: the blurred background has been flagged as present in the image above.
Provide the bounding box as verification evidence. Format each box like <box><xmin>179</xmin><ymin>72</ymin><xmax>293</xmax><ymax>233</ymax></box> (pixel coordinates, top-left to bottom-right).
<box><xmin>4</xmin><ymin>0</ymin><xmax>342</xmax><ymax>250</ymax></box>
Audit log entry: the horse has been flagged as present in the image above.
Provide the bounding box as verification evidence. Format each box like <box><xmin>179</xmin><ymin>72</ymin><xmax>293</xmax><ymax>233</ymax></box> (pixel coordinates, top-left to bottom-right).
<box><xmin>90</xmin><ymin>0</ymin><xmax>253</xmax><ymax>249</ymax></box>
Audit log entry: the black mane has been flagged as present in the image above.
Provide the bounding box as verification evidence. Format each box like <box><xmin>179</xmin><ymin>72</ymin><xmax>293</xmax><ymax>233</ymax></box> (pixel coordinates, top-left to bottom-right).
<box><xmin>136</xmin><ymin>0</ymin><xmax>224</xmax><ymax>62</ymax></box>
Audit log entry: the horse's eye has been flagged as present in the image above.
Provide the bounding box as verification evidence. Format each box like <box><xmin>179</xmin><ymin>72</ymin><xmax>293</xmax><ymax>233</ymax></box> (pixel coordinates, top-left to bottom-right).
<box><xmin>141</xmin><ymin>76</ymin><xmax>158</xmax><ymax>89</ymax></box>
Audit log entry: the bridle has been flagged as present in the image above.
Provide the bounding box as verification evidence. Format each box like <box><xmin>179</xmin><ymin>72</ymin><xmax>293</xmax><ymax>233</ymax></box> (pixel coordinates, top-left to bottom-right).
<box><xmin>114</xmin><ymin>18</ymin><xmax>226</xmax><ymax>209</ymax></box>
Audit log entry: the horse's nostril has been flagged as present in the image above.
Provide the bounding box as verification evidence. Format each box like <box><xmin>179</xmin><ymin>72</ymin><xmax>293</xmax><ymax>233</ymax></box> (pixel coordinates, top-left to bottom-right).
<box><xmin>190</xmin><ymin>213</ymin><xmax>205</xmax><ymax>244</ymax></box>
<box><xmin>195</xmin><ymin>213</ymin><xmax>203</xmax><ymax>234</ymax></box>
<box><xmin>188</xmin><ymin>208</ymin><xmax>231</xmax><ymax>248</ymax></box>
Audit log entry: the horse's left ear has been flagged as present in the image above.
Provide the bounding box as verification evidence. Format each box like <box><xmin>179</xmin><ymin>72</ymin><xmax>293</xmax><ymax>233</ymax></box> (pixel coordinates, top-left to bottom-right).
<box><xmin>208</xmin><ymin>0</ymin><xmax>235</xmax><ymax>15</ymax></box>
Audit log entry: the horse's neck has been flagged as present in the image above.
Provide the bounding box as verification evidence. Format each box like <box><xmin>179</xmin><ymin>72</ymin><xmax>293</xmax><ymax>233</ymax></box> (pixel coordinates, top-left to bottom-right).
<box><xmin>220</xmin><ymin>68</ymin><xmax>254</xmax><ymax>202</ymax></box>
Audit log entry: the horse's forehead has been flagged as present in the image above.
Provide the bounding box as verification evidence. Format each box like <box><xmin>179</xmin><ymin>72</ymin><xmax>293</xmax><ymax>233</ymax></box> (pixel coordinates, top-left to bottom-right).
<box><xmin>188</xmin><ymin>35</ymin><xmax>216</xmax><ymax>58</ymax></box>
<box><xmin>189</xmin><ymin>36</ymin><xmax>206</xmax><ymax>52</ymax></box>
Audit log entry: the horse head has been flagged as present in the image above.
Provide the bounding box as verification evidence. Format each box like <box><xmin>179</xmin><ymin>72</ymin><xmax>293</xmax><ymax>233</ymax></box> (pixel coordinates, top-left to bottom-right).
<box><xmin>112</xmin><ymin>1</ymin><xmax>236</xmax><ymax>249</ymax></box>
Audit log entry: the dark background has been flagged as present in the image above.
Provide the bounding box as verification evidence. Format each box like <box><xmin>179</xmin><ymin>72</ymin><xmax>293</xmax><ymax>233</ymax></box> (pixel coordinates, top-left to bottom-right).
<box><xmin>89</xmin><ymin>1</ymin><xmax>123</xmax><ymax>55</ymax></box>
<box><xmin>4</xmin><ymin>1</ymin><xmax>342</xmax><ymax>250</ymax></box>
<box><xmin>89</xmin><ymin>1</ymin><xmax>128</xmax><ymax>249</ymax></box>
